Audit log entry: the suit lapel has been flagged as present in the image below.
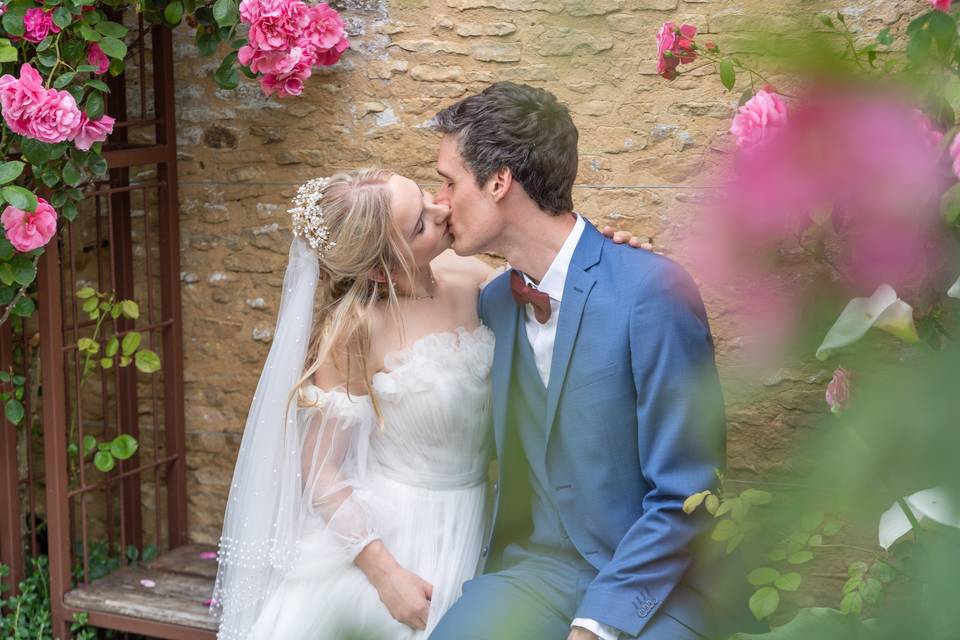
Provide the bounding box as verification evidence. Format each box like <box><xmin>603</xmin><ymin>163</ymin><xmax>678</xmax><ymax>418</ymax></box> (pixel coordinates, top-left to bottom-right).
<box><xmin>544</xmin><ymin>222</ymin><xmax>603</xmax><ymax>444</ymax></box>
<box><xmin>492</xmin><ymin>289</ymin><xmax>520</xmax><ymax>459</ymax></box>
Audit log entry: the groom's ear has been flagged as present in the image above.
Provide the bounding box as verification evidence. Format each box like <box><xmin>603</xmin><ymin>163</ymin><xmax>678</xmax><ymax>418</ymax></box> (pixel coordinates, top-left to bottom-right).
<box><xmin>489</xmin><ymin>167</ymin><xmax>512</xmax><ymax>203</ymax></box>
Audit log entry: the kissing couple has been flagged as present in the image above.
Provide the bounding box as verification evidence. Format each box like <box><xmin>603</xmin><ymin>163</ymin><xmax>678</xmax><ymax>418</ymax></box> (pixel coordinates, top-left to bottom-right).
<box><xmin>213</xmin><ymin>82</ymin><xmax>750</xmax><ymax>640</ymax></box>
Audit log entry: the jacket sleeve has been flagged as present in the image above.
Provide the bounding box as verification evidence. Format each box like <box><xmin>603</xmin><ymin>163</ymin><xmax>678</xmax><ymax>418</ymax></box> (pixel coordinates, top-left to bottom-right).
<box><xmin>575</xmin><ymin>260</ymin><xmax>725</xmax><ymax>636</ymax></box>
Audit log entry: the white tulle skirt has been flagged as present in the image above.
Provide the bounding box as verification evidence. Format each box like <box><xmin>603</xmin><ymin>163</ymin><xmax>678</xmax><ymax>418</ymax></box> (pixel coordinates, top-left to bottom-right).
<box><xmin>249</xmin><ymin>469</ymin><xmax>488</xmax><ymax>640</ymax></box>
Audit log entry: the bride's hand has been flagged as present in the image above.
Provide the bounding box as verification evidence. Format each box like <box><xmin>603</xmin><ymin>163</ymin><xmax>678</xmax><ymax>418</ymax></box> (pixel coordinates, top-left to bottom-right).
<box><xmin>355</xmin><ymin>541</ymin><xmax>433</xmax><ymax>630</ymax></box>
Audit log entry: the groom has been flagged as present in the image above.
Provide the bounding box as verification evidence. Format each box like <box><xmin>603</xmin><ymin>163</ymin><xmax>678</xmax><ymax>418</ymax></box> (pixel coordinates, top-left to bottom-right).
<box><xmin>429</xmin><ymin>83</ymin><xmax>746</xmax><ymax>640</ymax></box>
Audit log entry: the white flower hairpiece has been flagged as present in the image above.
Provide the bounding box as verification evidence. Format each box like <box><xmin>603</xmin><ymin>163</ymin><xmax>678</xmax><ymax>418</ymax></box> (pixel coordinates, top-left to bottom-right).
<box><xmin>289</xmin><ymin>176</ymin><xmax>335</xmax><ymax>257</ymax></box>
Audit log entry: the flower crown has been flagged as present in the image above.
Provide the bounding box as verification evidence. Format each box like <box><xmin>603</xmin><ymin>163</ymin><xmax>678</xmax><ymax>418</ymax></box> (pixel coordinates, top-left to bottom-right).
<box><xmin>289</xmin><ymin>176</ymin><xmax>336</xmax><ymax>257</ymax></box>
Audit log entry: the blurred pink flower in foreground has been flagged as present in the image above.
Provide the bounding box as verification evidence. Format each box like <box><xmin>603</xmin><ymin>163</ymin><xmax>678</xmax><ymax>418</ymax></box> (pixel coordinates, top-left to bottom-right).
<box><xmin>730</xmin><ymin>89</ymin><xmax>789</xmax><ymax>150</ymax></box>
<box><xmin>825</xmin><ymin>367</ymin><xmax>852</xmax><ymax>413</ymax></box>
<box><xmin>684</xmin><ymin>90</ymin><xmax>951</xmax><ymax>355</ymax></box>
<box><xmin>950</xmin><ymin>133</ymin><xmax>960</xmax><ymax>180</ymax></box>
<box><xmin>931</xmin><ymin>0</ymin><xmax>952</xmax><ymax>11</ymax></box>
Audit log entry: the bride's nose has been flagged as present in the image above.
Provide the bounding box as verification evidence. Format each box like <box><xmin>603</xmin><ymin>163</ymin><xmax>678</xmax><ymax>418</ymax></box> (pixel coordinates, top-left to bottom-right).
<box><xmin>432</xmin><ymin>202</ymin><xmax>451</xmax><ymax>225</ymax></box>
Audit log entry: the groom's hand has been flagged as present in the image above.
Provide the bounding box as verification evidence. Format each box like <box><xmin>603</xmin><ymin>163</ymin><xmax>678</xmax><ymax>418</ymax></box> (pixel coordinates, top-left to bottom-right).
<box><xmin>601</xmin><ymin>225</ymin><xmax>661</xmax><ymax>253</ymax></box>
<box><xmin>355</xmin><ymin>541</ymin><xmax>433</xmax><ymax>630</ymax></box>
<box><xmin>567</xmin><ymin>628</ymin><xmax>600</xmax><ymax>640</ymax></box>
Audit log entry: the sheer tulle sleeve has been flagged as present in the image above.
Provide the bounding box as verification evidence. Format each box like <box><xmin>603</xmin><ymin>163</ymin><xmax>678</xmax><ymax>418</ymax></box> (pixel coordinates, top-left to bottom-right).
<box><xmin>297</xmin><ymin>384</ymin><xmax>380</xmax><ymax>561</ymax></box>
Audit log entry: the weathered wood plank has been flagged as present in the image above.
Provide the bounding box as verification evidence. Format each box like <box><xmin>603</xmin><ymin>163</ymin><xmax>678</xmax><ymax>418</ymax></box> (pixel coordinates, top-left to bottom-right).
<box><xmin>64</xmin><ymin>545</ymin><xmax>219</xmax><ymax>631</ymax></box>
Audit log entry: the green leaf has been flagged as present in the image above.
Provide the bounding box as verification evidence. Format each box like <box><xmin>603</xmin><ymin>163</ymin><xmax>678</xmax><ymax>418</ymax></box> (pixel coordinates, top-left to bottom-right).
<box><xmin>77</xmin><ymin>287</ymin><xmax>97</xmax><ymax>299</ymax></box>
<box><xmin>2</xmin><ymin>13</ymin><xmax>25</xmax><ymax>37</ymax></box>
<box><xmin>819</xmin><ymin>14</ymin><xmax>834</xmax><ymax>29</ymax></box>
<box><xmin>121</xmin><ymin>300</ymin><xmax>139</xmax><ymax>319</ymax></box>
<box><xmin>105</xmin><ymin>335</ymin><xmax>119</xmax><ymax>357</ymax></box>
<box><xmin>716</xmin><ymin>497</ymin><xmax>740</xmax><ymax>517</ymax></box>
<box><xmin>41</xmin><ymin>165</ymin><xmax>61</xmax><ymax>188</ymax></box>
<box><xmin>79</xmin><ymin>24</ymin><xmax>102</xmax><ymax>41</ymax></box>
<box><xmin>749</xmin><ymin>586</ymin><xmax>780</xmax><ymax>620</ymax></box>
<box><xmin>711</xmin><ymin>518</ymin><xmax>738</xmax><ymax>542</ymax></box>
<box><xmin>929</xmin><ymin>11</ymin><xmax>957</xmax><ymax>54</ymax></box>
<box><xmin>0</xmin><ymin>238</ymin><xmax>13</xmax><ymax>261</ymax></box>
<box><xmin>719</xmin><ymin>58</ymin><xmax>736</xmax><ymax>91</ymax></box>
<box><xmin>823</xmin><ymin>520</ymin><xmax>844</xmax><ymax>536</ymax></box>
<box><xmin>767</xmin><ymin>548</ymin><xmax>787</xmax><ymax>562</ymax></box>
<box><xmin>83</xmin><ymin>434</ymin><xmax>97</xmax><ymax>455</ymax></box>
<box><xmin>53</xmin><ymin>6</ymin><xmax>73</xmax><ymax>28</ymax></box>
<box><xmin>840</xmin><ymin>591</ymin><xmax>862</xmax><ymax>616</ymax></box>
<box><xmin>85</xmin><ymin>79</ymin><xmax>110</xmax><ymax>93</ymax></box>
<box><xmin>0</xmin><ymin>263</ymin><xmax>14</xmax><ymax>286</ymax></box>
<box><xmin>98</xmin><ymin>36</ymin><xmax>128</xmax><ymax>60</ymax></box>
<box><xmin>94</xmin><ymin>450</ymin><xmax>115</xmax><ymax>472</ymax></box>
<box><xmin>164</xmin><ymin>0</ymin><xmax>184</xmax><ymax>25</ymax></box>
<box><xmin>787</xmin><ymin>550</ymin><xmax>814</xmax><ymax>565</ymax></box>
<box><xmin>110</xmin><ymin>433</ymin><xmax>138</xmax><ymax>460</ymax></box>
<box><xmin>53</xmin><ymin>72</ymin><xmax>78</xmax><ymax>91</ymax></box>
<box><xmin>4</xmin><ymin>398</ymin><xmax>24</xmax><ymax>424</ymax></box>
<box><xmin>683</xmin><ymin>490</ymin><xmax>711</xmax><ymax>514</ymax></box>
<box><xmin>12</xmin><ymin>258</ymin><xmax>36</xmax><ymax>286</ymax></box>
<box><xmin>775</xmin><ymin>572</ymin><xmax>802</xmax><ymax>591</ymax></box>
<box><xmin>941</xmin><ymin>181</ymin><xmax>960</xmax><ymax>225</ymax></box>
<box><xmin>801</xmin><ymin>511</ymin><xmax>824</xmax><ymax>531</ymax></box>
<box><xmin>741</xmin><ymin>488</ymin><xmax>773</xmax><ymax>505</ymax></box>
<box><xmin>63</xmin><ymin>202</ymin><xmax>80</xmax><ymax>221</ymax></box>
<box><xmin>0</xmin><ymin>45</ymin><xmax>17</xmax><ymax>63</ymax></box>
<box><xmin>63</xmin><ymin>161</ymin><xmax>84</xmax><ymax>187</ymax></box>
<box><xmin>19</xmin><ymin>138</ymin><xmax>52</xmax><ymax>164</ymax></box>
<box><xmin>877</xmin><ymin>28</ymin><xmax>893</xmax><ymax>45</ymax></box>
<box><xmin>213</xmin><ymin>0</ymin><xmax>239</xmax><ymax>27</ymax></box>
<box><xmin>77</xmin><ymin>336</ymin><xmax>98</xmax><ymax>353</ymax></box>
<box><xmin>848</xmin><ymin>561</ymin><xmax>868</xmax><ymax>577</ymax></box>
<box><xmin>85</xmin><ymin>91</ymin><xmax>105</xmax><ymax>120</ymax></box>
<box><xmin>13</xmin><ymin>296</ymin><xmax>34</xmax><ymax>317</ymax></box>
<box><xmin>747</xmin><ymin>567</ymin><xmax>780</xmax><ymax>586</ymax></box>
<box><xmin>94</xmin><ymin>20</ymin><xmax>128</xmax><ymax>38</ymax></box>
<box><xmin>135</xmin><ymin>349</ymin><xmax>161</xmax><ymax>373</ymax></box>
<box><xmin>1</xmin><ymin>186</ymin><xmax>38</xmax><ymax>211</ymax></box>
<box><xmin>215</xmin><ymin>55</ymin><xmax>239</xmax><ymax>90</ymax></box>
<box><xmin>872</xmin><ymin>561</ymin><xmax>896</xmax><ymax>584</ymax></box>
<box><xmin>860</xmin><ymin>577</ymin><xmax>882</xmax><ymax>604</ymax></box>
<box><xmin>726</xmin><ymin>532</ymin><xmax>744</xmax><ymax>554</ymax></box>
<box><xmin>808</xmin><ymin>534</ymin><xmax>823</xmax><ymax>547</ymax></box>
<box><xmin>119</xmin><ymin>355</ymin><xmax>131</xmax><ymax>367</ymax></box>
<box><xmin>121</xmin><ymin>331</ymin><xmax>142</xmax><ymax>356</ymax></box>
<box><xmin>0</xmin><ymin>161</ymin><xmax>25</xmax><ymax>185</ymax></box>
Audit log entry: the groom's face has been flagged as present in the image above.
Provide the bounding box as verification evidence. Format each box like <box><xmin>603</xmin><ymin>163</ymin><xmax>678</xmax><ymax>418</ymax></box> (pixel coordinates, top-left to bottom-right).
<box><xmin>436</xmin><ymin>134</ymin><xmax>505</xmax><ymax>257</ymax></box>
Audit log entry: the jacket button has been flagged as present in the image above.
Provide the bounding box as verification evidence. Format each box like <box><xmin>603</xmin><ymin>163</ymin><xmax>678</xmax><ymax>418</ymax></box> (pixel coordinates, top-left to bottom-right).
<box><xmin>481</xmin><ymin>546</ymin><xmax>489</xmax><ymax>557</ymax></box>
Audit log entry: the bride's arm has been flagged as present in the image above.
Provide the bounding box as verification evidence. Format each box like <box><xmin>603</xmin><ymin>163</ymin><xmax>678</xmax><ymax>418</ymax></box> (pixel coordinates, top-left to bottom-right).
<box><xmin>300</xmin><ymin>367</ymin><xmax>433</xmax><ymax>631</ymax></box>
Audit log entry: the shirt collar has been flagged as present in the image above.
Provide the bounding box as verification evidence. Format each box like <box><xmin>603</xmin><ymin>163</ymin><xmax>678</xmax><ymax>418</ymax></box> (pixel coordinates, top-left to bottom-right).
<box><xmin>521</xmin><ymin>214</ymin><xmax>585</xmax><ymax>303</ymax></box>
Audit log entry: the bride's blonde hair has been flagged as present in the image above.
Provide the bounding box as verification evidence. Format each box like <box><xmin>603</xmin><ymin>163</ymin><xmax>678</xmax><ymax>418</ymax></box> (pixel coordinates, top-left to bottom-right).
<box><xmin>293</xmin><ymin>168</ymin><xmax>414</xmax><ymax>422</ymax></box>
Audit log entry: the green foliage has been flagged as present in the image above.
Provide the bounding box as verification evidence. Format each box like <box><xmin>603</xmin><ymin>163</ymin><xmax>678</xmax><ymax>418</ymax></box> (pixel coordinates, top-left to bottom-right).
<box><xmin>0</xmin><ymin>558</ymin><xmax>97</xmax><ymax>639</ymax></box>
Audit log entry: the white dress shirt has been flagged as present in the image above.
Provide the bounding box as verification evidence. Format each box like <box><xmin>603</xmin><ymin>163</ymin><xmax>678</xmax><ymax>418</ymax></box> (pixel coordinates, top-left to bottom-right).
<box><xmin>515</xmin><ymin>215</ymin><xmax>620</xmax><ymax>640</ymax></box>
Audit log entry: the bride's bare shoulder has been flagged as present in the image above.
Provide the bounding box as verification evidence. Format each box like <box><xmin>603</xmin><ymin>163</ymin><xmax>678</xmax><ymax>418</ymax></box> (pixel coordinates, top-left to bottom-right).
<box><xmin>432</xmin><ymin>250</ymin><xmax>497</xmax><ymax>289</ymax></box>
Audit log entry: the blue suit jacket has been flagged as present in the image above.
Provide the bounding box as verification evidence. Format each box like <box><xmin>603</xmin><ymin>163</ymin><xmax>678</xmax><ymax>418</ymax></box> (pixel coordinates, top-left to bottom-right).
<box><xmin>478</xmin><ymin>221</ymin><xmax>730</xmax><ymax>637</ymax></box>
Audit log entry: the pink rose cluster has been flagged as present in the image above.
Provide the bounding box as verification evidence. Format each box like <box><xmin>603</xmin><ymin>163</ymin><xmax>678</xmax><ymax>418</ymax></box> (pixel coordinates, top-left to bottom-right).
<box><xmin>1</xmin><ymin>196</ymin><xmax>57</xmax><ymax>252</ymax></box>
<box><xmin>730</xmin><ymin>89</ymin><xmax>789</xmax><ymax>150</ymax></box>
<box><xmin>237</xmin><ymin>0</ymin><xmax>349</xmax><ymax>98</ymax></box>
<box><xmin>0</xmin><ymin>63</ymin><xmax>115</xmax><ymax>150</ymax></box>
<box><xmin>656</xmin><ymin>22</ymin><xmax>697</xmax><ymax>80</ymax></box>
<box><xmin>23</xmin><ymin>7</ymin><xmax>61</xmax><ymax>43</ymax></box>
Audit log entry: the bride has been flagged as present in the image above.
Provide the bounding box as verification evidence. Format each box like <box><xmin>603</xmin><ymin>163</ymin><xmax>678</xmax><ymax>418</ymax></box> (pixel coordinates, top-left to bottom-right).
<box><xmin>211</xmin><ymin>168</ymin><xmax>639</xmax><ymax>640</ymax></box>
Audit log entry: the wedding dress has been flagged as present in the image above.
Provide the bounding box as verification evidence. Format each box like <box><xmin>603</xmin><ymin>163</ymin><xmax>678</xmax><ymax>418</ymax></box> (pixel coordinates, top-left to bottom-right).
<box><xmin>215</xmin><ymin>301</ymin><xmax>495</xmax><ymax>639</ymax></box>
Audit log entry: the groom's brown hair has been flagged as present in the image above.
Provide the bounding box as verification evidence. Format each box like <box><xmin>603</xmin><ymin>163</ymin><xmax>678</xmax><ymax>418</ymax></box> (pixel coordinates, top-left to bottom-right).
<box><xmin>431</xmin><ymin>82</ymin><xmax>578</xmax><ymax>215</ymax></box>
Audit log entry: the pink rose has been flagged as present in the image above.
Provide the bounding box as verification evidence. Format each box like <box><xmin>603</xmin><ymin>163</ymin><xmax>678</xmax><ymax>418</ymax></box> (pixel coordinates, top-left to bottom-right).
<box><xmin>72</xmin><ymin>113</ymin><xmax>115</xmax><ymax>151</ymax></box>
<box><xmin>23</xmin><ymin>8</ymin><xmax>61</xmax><ymax>44</ymax></box>
<box><xmin>26</xmin><ymin>89</ymin><xmax>83</xmax><ymax>144</ymax></box>
<box><xmin>313</xmin><ymin>37</ymin><xmax>348</xmax><ymax>67</ymax></box>
<box><xmin>243</xmin><ymin>0</ymin><xmax>309</xmax><ymax>52</ymax></box>
<box><xmin>1</xmin><ymin>197</ymin><xmax>58</xmax><ymax>252</ymax></box>
<box><xmin>0</xmin><ymin>3</ymin><xmax>7</xmax><ymax>16</ymax></box>
<box><xmin>825</xmin><ymin>367</ymin><xmax>851</xmax><ymax>414</ymax></box>
<box><xmin>656</xmin><ymin>21</ymin><xmax>697</xmax><ymax>80</ymax></box>
<box><xmin>301</xmin><ymin>3</ymin><xmax>347</xmax><ymax>53</ymax></box>
<box><xmin>931</xmin><ymin>0</ymin><xmax>951</xmax><ymax>11</ymax></box>
<box><xmin>950</xmin><ymin>132</ymin><xmax>960</xmax><ymax>180</ymax></box>
<box><xmin>239</xmin><ymin>46</ymin><xmax>306</xmax><ymax>75</ymax></box>
<box><xmin>730</xmin><ymin>89</ymin><xmax>789</xmax><ymax>149</ymax></box>
<box><xmin>87</xmin><ymin>43</ymin><xmax>110</xmax><ymax>75</ymax></box>
<box><xmin>259</xmin><ymin>56</ymin><xmax>312</xmax><ymax>97</ymax></box>
<box><xmin>0</xmin><ymin>63</ymin><xmax>48</xmax><ymax>134</ymax></box>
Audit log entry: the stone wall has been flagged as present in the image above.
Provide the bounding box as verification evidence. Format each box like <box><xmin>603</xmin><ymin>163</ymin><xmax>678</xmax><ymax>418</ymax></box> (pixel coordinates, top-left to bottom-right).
<box><xmin>170</xmin><ymin>0</ymin><xmax>927</xmax><ymax>544</ymax></box>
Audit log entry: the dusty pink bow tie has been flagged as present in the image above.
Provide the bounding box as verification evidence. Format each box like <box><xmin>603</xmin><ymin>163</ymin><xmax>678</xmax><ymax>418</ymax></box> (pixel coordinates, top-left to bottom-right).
<box><xmin>510</xmin><ymin>269</ymin><xmax>551</xmax><ymax>324</ymax></box>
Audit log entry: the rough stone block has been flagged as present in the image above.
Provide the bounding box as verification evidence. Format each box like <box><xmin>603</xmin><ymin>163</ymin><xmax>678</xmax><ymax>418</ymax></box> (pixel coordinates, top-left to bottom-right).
<box><xmin>471</xmin><ymin>43</ymin><xmax>523</xmax><ymax>62</ymax></box>
<box><xmin>411</xmin><ymin>64</ymin><xmax>467</xmax><ymax>82</ymax></box>
<box><xmin>534</xmin><ymin>27</ymin><xmax>613</xmax><ymax>57</ymax></box>
<box><xmin>447</xmin><ymin>0</ymin><xmax>562</xmax><ymax>12</ymax></box>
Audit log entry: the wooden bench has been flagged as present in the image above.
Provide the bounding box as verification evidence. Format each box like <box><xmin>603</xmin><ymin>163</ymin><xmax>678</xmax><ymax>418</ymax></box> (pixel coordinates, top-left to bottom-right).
<box><xmin>63</xmin><ymin>543</ymin><xmax>219</xmax><ymax>639</ymax></box>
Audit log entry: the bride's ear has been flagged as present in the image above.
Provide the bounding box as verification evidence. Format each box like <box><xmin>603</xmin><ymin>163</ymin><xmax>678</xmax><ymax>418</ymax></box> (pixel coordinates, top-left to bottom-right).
<box><xmin>367</xmin><ymin>266</ymin><xmax>388</xmax><ymax>284</ymax></box>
